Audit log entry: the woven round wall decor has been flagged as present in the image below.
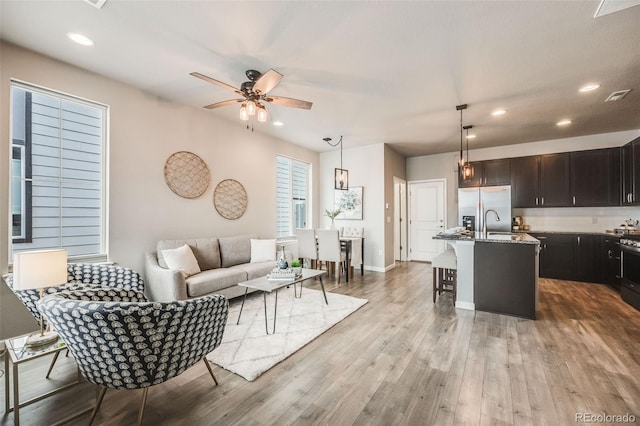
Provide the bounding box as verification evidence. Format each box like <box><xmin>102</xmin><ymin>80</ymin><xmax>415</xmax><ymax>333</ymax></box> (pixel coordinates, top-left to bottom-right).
<box><xmin>164</xmin><ymin>151</ymin><xmax>210</xmax><ymax>199</ymax></box>
<box><xmin>213</xmin><ymin>179</ymin><xmax>248</xmax><ymax>220</ymax></box>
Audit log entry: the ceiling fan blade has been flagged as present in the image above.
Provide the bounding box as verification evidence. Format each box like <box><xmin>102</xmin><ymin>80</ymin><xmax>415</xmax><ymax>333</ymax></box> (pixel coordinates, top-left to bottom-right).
<box><xmin>253</xmin><ymin>69</ymin><xmax>283</xmax><ymax>95</ymax></box>
<box><xmin>204</xmin><ymin>99</ymin><xmax>244</xmax><ymax>109</ymax></box>
<box><xmin>266</xmin><ymin>96</ymin><xmax>313</xmax><ymax>110</ymax></box>
<box><xmin>190</xmin><ymin>72</ymin><xmax>243</xmax><ymax>95</ymax></box>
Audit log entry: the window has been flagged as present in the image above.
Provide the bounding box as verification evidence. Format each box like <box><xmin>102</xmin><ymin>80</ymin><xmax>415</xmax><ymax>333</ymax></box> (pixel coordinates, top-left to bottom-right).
<box><xmin>276</xmin><ymin>155</ymin><xmax>310</xmax><ymax>237</ymax></box>
<box><xmin>10</xmin><ymin>81</ymin><xmax>108</xmax><ymax>263</ymax></box>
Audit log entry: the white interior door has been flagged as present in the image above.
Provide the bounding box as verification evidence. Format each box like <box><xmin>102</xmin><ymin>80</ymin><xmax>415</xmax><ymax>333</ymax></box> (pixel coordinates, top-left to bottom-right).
<box><xmin>409</xmin><ymin>179</ymin><xmax>446</xmax><ymax>261</ymax></box>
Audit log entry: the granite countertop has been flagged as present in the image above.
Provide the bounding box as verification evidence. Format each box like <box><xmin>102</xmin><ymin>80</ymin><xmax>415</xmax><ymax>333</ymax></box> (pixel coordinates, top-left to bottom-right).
<box><xmin>524</xmin><ymin>230</ymin><xmax>636</xmax><ymax>238</ymax></box>
<box><xmin>434</xmin><ymin>231</ymin><xmax>540</xmax><ymax>245</ymax></box>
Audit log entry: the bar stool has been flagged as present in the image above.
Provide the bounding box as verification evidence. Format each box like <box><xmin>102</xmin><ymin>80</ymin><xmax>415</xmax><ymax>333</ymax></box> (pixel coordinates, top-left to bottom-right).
<box><xmin>432</xmin><ymin>248</ymin><xmax>457</xmax><ymax>305</ymax></box>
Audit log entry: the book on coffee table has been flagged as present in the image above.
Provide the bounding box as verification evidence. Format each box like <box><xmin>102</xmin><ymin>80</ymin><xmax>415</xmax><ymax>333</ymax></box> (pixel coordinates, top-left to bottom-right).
<box><xmin>267</xmin><ymin>268</ymin><xmax>297</xmax><ymax>280</ymax></box>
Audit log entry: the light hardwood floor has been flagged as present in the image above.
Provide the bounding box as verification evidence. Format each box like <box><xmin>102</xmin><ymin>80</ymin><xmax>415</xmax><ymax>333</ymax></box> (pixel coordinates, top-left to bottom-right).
<box><xmin>2</xmin><ymin>261</ymin><xmax>639</xmax><ymax>425</ymax></box>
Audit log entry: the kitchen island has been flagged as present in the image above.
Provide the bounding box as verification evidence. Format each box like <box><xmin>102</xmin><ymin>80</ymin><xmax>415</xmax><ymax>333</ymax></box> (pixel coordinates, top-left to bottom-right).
<box><xmin>434</xmin><ymin>232</ymin><xmax>540</xmax><ymax>319</ymax></box>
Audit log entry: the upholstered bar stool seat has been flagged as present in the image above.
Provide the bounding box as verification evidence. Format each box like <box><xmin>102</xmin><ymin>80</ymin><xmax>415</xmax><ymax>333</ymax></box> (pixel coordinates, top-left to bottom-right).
<box><xmin>432</xmin><ymin>248</ymin><xmax>457</xmax><ymax>305</ymax></box>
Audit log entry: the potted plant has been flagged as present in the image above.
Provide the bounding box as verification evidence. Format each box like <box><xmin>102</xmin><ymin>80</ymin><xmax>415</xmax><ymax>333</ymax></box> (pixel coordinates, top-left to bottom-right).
<box><xmin>324</xmin><ymin>208</ymin><xmax>342</xmax><ymax>229</ymax></box>
<box><xmin>291</xmin><ymin>259</ymin><xmax>302</xmax><ymax>276</ymax></box>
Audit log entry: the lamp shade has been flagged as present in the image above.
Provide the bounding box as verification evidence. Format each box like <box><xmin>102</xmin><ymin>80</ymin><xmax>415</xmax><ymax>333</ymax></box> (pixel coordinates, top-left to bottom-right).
<box><xmin>13</xmin><ymin>249</ymin><xmax>68</xmax><ymax>290</ymax></box>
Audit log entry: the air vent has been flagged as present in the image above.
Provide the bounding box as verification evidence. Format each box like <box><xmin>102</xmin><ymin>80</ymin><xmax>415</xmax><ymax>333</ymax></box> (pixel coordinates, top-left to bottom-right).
<box><xmin>605</xmin><ymin>89</ymin><xmax>631</xmax><ymax>102</ymax></box>
<box><xmin>84</xmin><ymin>0</ymin><xmax>108</xmax><ymax>9</ymax></box>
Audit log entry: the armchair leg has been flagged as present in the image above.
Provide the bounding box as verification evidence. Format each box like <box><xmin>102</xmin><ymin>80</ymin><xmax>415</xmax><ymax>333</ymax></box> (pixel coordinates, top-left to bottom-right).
<box><xmin>137</xmin><ymin>388</ymin><xmax>149</xmax><ymax>426</ymax></box>
<box><xmin>203</xmin><ymin>358</ymin><xmax>219</xmax><ymax>386</ymax></box>
<box><xmin>88</xmin><ymin>387</ymin><xmax>107</xmax><ymax>426</ymax></box>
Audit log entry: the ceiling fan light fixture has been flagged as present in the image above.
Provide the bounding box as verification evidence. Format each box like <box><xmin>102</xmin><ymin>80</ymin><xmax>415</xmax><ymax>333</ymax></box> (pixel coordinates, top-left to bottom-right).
<box><xmin>247</xmin><ymin>100</ymin><xmax>256</xmax><ymax>116</ymax></box>
<box><xmin>257</xmin><ymin>105</ymin><xmax>268</xmax><ymax>123</ymax></box>
<box><xmin>239</xmin><ymin>103</ymin><xmax>249</xmax><ymax>121</ymax></box>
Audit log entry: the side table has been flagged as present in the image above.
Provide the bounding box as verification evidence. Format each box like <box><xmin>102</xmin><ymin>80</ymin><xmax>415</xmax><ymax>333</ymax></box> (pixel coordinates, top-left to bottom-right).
<box><xmin>3</xmin><ymin>333</ymin><xmax>83</xmax><ymax>425</ymax></box>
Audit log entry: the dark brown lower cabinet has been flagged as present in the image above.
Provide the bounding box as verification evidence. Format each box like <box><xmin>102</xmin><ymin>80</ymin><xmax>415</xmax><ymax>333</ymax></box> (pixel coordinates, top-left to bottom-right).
<box><xmin>531</xmin><ymin>233</ymin><xmax>604</xmax><ymax>284</ymax></box>
<box><xmin>474</xmin><ymin>242</ymin><xmax>538</xmax><ymax>319</ymax></box>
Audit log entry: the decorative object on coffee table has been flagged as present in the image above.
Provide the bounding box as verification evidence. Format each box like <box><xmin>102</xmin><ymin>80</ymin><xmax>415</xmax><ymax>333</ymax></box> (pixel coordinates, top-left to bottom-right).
<box><xmin>290</xmin><ymin>259</ymin><xmax>302</xmax><ymax>276</ymax></box>
<box><xmin>277</xmin><ymin>245</ymin><xmax>289</xmax><ymax>269</ymax></box>
<box><xmin>213</xmin><ymin>179</ymin><xmax>247</xmax><ymax>220</ymax></box>
<box><xmin>164</xmin><ymin>151</ymin><xmax>210</xmax><ymax>199</ymax></box>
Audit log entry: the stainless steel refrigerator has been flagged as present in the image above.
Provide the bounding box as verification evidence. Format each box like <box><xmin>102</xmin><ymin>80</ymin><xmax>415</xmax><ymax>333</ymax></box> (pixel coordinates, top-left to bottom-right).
<box><xmin>458</xmin><ymin>185</ymin><xmax>512</xmax><ymax>233</ymax></box>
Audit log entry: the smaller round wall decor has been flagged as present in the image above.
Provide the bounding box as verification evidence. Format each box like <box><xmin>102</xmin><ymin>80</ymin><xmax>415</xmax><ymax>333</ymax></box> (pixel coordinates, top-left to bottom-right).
<box><xmin>214</xmin><ymin>179</ymin><xmax>248</xmax><ymax>220</ymax></box>
<box><xmin>164</xmin><ymin>151</ymin><xmax>210</xmax><ymax>199</ymax></box>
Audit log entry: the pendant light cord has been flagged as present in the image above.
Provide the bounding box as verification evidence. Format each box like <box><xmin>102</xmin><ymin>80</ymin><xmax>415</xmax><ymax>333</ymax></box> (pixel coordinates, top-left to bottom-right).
<box><xmin>324</xmin><ymin>136</ymin><xmax>344</xmax><ymax>168</ymax></box>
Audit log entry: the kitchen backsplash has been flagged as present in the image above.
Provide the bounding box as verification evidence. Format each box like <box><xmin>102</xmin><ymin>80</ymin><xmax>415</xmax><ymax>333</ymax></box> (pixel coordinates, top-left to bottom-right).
<box><xmin>513</xmin><ymin>206</ymin><xmax>640</xmax><ymax>233</ymax></box>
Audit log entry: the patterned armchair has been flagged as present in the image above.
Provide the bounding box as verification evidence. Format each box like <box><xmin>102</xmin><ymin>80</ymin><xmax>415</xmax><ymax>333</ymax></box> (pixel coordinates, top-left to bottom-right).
<box><xmin>38</xmin><ymin>287</ymin><xmax>229</xmax><ymax>426</ymax></box>
<box><xmin>3</xmin><ymin>263</ymin><xmax>145</xmax><ymax>326</ymax></box>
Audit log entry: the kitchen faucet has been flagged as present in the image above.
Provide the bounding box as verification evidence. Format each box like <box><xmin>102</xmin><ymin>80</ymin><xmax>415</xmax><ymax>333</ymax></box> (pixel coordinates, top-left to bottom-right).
<box><xmin>483</xmin><ymin>209</ymin><xmax>500</xmax><ymax>235</ymax></box>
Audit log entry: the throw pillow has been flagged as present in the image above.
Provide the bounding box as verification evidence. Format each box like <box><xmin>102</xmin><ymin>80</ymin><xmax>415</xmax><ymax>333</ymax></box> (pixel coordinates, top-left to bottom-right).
<box><xmin>250</xmin><ymin>239</ymin><xmax>276</xmax><ymax>263</ymax></box>
<box><xmin>161</xmin><ymin>244</ymin><xmax>201</xmax><ymax>277</ymax></box>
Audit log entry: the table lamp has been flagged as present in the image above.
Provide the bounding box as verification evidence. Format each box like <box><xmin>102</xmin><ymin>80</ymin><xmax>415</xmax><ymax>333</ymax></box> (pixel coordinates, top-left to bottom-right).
<box><xmin>13</xmin><ymin>249</ymin><xmax>68</xmax><ymax>348</ymax></box>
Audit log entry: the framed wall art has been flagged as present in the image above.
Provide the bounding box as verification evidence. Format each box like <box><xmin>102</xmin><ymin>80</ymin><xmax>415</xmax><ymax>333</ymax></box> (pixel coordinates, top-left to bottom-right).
<box><xmin>335</xmin><ymin>186</ymin><xmax>363</xmax><ymax>220</ymax></box>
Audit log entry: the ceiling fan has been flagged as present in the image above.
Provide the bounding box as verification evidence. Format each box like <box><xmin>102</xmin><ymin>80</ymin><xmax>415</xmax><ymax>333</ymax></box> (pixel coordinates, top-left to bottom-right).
<box><xmin>190</xmin><ymin>69</ymin><xmax>313</xmax><ymax>123</ymax></box>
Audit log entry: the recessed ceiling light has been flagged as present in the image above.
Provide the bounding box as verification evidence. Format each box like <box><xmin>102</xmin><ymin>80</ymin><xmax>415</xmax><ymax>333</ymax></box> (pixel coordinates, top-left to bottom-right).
<box><xmin>491</xmin><ymin>109</ymin><xmax>507</xmax><ymax>116</ymax></box>
<box><xmin>272</xmin><ymin>121</ymin><xmax>284</xmax><ymax>127</ymax></box>
<box><xmin>466</xmin><ymin>134</ymin><xmax>476</xmax><ymax>139</ymax></box>
<box><xmin>66</xmin><ymin>32</ymin><xmax>94</xmax><ymax>46</ymax></box>
<box><xmin>556</xmin><ymin>119</ymin><xmax>572</xmax><ymax>126</ymax></box>
<box><xmin>579</xmin><ymin>83</ymin><xmax>600</xmax><ymax>92</ymax></box>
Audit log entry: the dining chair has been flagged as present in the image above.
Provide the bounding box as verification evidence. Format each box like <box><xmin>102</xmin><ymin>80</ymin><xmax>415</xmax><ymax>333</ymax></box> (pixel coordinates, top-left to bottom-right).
<box><xmin>296</xmin><ymin>228</ymin><xmax>318</xmax><ymax>269</ymax></box>
<box><xmin>316</xmin><ymin>229</ymin><xmax>346</xmax><ymax>284</ymax></box>
<box><xmin>341</xmin><ymin>227</ymin><xmax>364</xmax><ymax>278</ymax></box>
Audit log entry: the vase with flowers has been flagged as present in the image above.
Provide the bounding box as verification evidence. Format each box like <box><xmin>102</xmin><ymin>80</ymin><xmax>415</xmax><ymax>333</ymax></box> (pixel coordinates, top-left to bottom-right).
<box><xmin>324</xmin><ymin>208</ymin><xmax>342</xmax><ymax>229</ymax></box>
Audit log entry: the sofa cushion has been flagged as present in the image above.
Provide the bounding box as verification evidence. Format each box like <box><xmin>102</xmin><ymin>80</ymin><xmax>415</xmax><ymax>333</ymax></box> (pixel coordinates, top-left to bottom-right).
<box><xmin>231</xmin><ymin>261</ymin><xmax>276</xmax><ymax>280</ymax></box>
<box><xmin>161</xmin><ymin>244</ymin><xmax>201</xmax><ymax>277</ymax></box>
<box><xmin>185</xmin><ymin>268</ymin><xmax>248</xmax><ymax>298</ymax></box>
<box><xmin>157</xmin><ymin>238</ymin><xmax>220</xmax><ymax>270</ymax></box>
<box><xmin>250</xmin><ymin>239</ymin><xmax>276</xmax><ymax>263</ymax></box>
<box><xmin>219</xmin><ymin>235</ymin><xmax>256</xmax><ymax>267</ymax></box>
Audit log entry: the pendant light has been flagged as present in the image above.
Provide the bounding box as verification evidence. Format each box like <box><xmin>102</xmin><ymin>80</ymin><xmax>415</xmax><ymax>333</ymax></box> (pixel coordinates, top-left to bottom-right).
<box><xmin>247</xmin><ymin>100</ymin><xmax>257</xmax><ymax>116</ymax></box>
<box><xmin>456</xmin><ymin>104</ymin><xmax>467</xmax><ymax>170</ymax></box>
<box><xmin>462</xmin><ymin>125</ymin><xmax>474</xmax><ymax>181</ymax></box>
<box><xmin>324</xmin><ymin>136</ymin><xmax>348</xmax><ymax>190</ymax></box>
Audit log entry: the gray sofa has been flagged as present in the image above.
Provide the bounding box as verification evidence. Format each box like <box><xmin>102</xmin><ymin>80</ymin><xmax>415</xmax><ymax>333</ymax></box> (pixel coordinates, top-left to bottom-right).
<box><xmin>145</xmin><ymin>235</ymin><xmax>278</xmax><ymax>301</ymax></box>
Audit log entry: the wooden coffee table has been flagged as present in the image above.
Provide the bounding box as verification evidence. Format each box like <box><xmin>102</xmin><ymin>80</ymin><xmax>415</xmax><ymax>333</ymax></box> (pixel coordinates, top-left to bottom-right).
<box><xmin>236</xmin><ymin>268</ymin><xmax>328</xmax><ymax>334</ymax></box>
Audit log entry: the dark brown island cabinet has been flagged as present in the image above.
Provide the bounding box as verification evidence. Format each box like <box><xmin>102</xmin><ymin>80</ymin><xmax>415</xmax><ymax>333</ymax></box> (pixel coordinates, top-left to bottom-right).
<box><xmin>473</xmin><ymin>242</ymin><xmax>539</xmax><ymax>319</ymax></box>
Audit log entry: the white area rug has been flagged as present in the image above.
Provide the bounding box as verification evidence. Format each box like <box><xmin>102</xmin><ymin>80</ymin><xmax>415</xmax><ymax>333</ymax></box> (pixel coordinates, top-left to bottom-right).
<box><xmin>207</xmin><ymin>287</ymin><xmax>368</xmax><ymax>381</ymax></box>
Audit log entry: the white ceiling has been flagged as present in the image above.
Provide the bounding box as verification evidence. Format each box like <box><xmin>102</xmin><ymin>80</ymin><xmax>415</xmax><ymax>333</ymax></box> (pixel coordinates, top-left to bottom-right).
<box><xmin>1</xmin><ymin>0</ymin><xmax>639</xmax><ymax>156</ymax></box>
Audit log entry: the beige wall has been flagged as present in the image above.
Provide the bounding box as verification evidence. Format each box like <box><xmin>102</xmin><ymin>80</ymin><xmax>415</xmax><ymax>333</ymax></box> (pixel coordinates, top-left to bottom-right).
<box><xmin>0</xmin><ymin>42</ymin><xmax>320</xmax><ymax>338</ymax></box>
<box><xmin>383</xmin><ymin>145</ymin><xmax>406</xmax><ymax>267</ymax></box>
<box><xmin>320</xmin><ymin>143</ymin><xmax>385</xmax><ymax>270</ymax></box>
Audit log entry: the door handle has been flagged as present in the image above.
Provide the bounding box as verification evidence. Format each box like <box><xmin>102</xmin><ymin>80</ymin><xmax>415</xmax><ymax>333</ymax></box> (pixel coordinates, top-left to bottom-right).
<box><xmin>573</xmin><ymin>196</ymin><xmax>576</xmax><ymax>205</ymax></box>
<box><xmin>535</xmin><ymin>197</ymin><xmax>538</xmax><ymax>206</ymax></box>
<box><xmin>541</xmin><ymin>197</ymin><xmax>544</xmax><ymax>206</ymax></box>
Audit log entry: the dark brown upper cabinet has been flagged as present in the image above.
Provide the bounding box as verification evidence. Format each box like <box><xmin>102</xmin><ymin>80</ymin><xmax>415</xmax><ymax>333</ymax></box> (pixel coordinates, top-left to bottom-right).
<box><xmin>539</xmin><ymin>153</ymin><xmax>572</xmax><ymax>207</ymax></box>
<box><xmin>571</xmin><ymin>148</ymin><xmax>620</xmax><ymax>207</ymax></box>
<box><xmin>459</xmin><ymin>158</ymin><xmax>511</xmax><ymax>188</ymax></box>
<box><xmin>511</xmin><ymin>156</ymin><xmax>540</xmax><ymax>207</ymax></box>
<box><xmin>622</xmin><ymin>137</ymin><xmax>640</xmax><ymax>205</ymax></box>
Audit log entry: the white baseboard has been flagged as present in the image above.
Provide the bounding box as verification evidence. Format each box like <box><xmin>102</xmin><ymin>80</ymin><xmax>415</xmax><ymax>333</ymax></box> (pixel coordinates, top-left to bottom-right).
<box><xmin>455</xmin><ymin>301</ymin><xmax>475</xmax><ymax>311</ymax></box>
